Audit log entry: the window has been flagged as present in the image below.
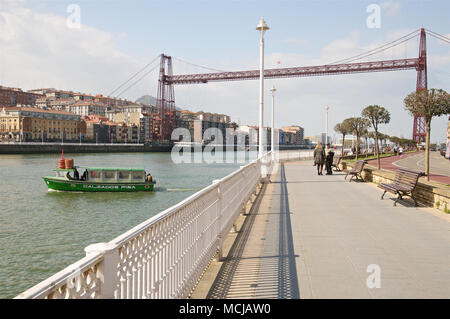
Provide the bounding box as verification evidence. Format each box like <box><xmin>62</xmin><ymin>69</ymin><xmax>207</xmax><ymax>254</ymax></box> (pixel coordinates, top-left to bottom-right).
<box><xmin>90</xmin><ymin>171</ymin><xmax>101</xmax><ymax>179</ymax></box>
<box><xmin>56</xmin><ymin>171</ymin><xmax>66</xmax><ymax>178</ymax></box>
<box><xmin>132</xmin><ymin>171</ymin><xmax>144</xmax><ymax>180</ymax></box>
<box><xmin>118</xmin><ymin>171</ymin><xmax>130</xmax><ymax>180</ymax></box>
<box><xmin>103</xmin><ymin>170</ymin><xmax>116</xmax><ymax>180</ymax></box>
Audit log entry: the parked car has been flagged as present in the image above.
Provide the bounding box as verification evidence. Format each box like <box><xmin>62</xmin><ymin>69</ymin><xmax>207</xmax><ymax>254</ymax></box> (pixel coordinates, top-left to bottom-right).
<box><xmin>439</xmin><ymin>147</ymin><xmax>446</xmax><ymax>156</ymax></box>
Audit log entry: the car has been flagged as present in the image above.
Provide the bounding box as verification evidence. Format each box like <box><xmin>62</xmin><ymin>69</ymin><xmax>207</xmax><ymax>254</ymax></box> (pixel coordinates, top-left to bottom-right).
<box><xmin>440</xmin><ymin>147</ymin><xmax>446</xmax><ymax>156</ymax></box>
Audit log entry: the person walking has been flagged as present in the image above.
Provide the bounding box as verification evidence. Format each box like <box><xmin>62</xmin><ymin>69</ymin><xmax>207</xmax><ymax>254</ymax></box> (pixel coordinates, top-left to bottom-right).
<box><xmin>314</xmin><ymin>142</ymin><xmax>326</xmax><ymax>175</ymax></box>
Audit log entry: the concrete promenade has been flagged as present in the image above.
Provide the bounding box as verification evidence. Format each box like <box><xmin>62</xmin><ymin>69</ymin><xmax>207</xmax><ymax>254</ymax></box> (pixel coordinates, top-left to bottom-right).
<box><xmin>192</xmin><ymin>160</ymin><xmax>450</xmax><ymax>299</ymax></box>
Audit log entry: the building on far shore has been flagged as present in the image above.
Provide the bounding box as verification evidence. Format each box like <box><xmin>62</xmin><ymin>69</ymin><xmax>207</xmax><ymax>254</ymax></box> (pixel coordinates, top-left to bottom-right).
<box><xmin>70</xmin><ymin>101</ymin><xmax>107</xmax><ymax>117</ymax></box>
<box><xmin>172</xmin><ymin>110</ymin><xmax>235</xmax><ymax>144</ymax></box>
<box><xmin>82</xmin><ymin>115</ymin><xmax>139</xmax><ymax>144</ymax></box>
<box><xmin>1</xmin><ymin>86</ymin><xmax>43</xmax><ymax>107</ymax></box>
<box><xmin>0</xmin><ymin>106</ymin><xmax>84</xmax><ymax>142</ymax></box>
<box><xmin>280</xmin><ymin>125</ymin><xmax>304</xmax><ymax>145</ymax></box>
<box><xmin>304</xmin><ymin>133</ymin><xmax>332</xmax><ymax>146</ymax></box>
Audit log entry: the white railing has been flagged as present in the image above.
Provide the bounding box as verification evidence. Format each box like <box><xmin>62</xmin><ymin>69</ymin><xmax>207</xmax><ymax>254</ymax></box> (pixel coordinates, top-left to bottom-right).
<box><xmin>278</xmin><ymin>149</ymin><xmax>314</xmax><ymax>161</ymax></box>
<box><xmin>16</xmin><ymin>152</ymin><xmax>273</xmax><ymax>299</ymax></box>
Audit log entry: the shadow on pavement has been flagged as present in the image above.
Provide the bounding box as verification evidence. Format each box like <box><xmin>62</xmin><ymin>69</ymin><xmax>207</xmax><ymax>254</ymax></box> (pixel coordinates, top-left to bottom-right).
<box><xmin>206</xmin><ymin>163</ymin><xmax>300</xmax><ymax>299</ymax></box>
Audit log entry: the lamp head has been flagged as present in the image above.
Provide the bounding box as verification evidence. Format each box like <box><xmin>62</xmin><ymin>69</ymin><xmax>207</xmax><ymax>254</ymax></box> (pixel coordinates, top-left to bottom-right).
<box><xmin>270</xmin><ymin>85</ymin><xmax>276</xmax><ymax>94</ymax></box>
<box><xmin>256</xmin><ymin>17</ymin><xmax>270</xmax><ymax>33</ymax></box>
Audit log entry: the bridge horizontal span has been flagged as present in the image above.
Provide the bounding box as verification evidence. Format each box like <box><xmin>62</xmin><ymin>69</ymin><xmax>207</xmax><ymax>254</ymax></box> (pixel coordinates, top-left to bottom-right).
<box><xmin>168</xmin><ymin>58</ymin><xmax>421</xmax><ymax>84</ymax></box>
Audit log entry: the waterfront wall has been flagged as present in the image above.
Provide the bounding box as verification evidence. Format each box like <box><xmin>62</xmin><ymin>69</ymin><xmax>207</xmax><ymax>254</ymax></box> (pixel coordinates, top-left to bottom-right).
<box><xmin>0</xmin><ymin>143</ymin><xmax>171</xmax><ymax>154</ymax></box>
<box><xmin>0</xmin><ymin>142</ymin><xmax>313</xmax><ymax>154</ymax></box>
<box><xmin>343</xmin><ymin>161</ymin><xmax>450</xmax><ymax>214</ymax></box>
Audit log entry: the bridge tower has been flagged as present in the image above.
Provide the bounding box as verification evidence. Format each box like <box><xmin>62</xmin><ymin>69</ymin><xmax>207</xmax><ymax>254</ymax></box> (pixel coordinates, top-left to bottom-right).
<box><xmin>412</xmin><ymin>28</ymin><xmax>427</xmax><ymax>143</ymax></box>
<box><xmin>155</xmin><ymin>54</ymin><xmax>176</xmax><ymax>142</ymax></box>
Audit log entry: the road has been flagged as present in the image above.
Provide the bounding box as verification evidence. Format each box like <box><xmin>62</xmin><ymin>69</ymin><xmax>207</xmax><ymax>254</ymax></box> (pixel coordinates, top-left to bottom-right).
<box><xmin>393</xmin><ymin>151</ymin><xmax>450</xmax><ymax>177</ymax></box>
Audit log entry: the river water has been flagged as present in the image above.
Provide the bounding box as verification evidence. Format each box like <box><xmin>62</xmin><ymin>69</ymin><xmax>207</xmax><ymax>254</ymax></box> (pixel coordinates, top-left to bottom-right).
<box><xmin>0</xmin><ymin>151</ymin><xmax>255</xmax><ymax>298</ymax></box>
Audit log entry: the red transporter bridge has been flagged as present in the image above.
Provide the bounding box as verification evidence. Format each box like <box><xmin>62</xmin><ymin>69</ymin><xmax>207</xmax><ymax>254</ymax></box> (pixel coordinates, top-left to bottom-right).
<box><xmin>137</xmin><ymin>28</ymin><xmax>447</xmax><ymax>143</ymax></box>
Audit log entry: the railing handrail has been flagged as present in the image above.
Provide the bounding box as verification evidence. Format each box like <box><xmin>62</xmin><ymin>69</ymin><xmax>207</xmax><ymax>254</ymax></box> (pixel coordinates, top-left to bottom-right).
<box><xmin>113</xmin><ymin>157</ymin><xmax>261</xmax><ymax>247</ymax></box>
<box><xmin>112</xmin><ymin>181</ymin><xmax>220</xmax><ymax>246</ymax></box>
<box><xmin>15</xmin><ymin>252</ymin><xmax>104</xmax><ymax>299</ymax></box>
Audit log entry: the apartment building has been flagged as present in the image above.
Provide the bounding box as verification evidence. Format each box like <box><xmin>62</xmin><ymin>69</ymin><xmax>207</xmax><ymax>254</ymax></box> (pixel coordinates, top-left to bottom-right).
<box><xmin>0</xmin><ymin>86</ymin><xmax>43</xmax><ymax>107</ymax></box>
<box><xmin>281</xmin><ymin>125</ymin><xmax>304</xmax><ymax>145</ymax></box>
<box><xmin>70</xmin><ymin>101</ymin><xmax>107</xmax><ymax>117</ymax></box>
<box><xmin>0</xmin><ymin>106</ymin><xmax>83</xmax><ymax>142</ymax></box>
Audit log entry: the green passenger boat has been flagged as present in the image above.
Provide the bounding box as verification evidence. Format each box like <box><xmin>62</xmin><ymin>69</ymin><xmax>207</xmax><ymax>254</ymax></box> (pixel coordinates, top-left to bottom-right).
<box><xmin>43</xmin><ymin>167</ymin><xmax>155</xmax><ymax>192</ymax></box>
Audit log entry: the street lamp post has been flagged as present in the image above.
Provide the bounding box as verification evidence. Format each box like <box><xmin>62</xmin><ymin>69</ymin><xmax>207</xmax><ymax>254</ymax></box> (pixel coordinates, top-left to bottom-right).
<box><xmin>256</xmin><ymin>17</ymin><xmax>269</xmax><ymax>159</ymax></box>
<box><xmin>325</xmin><ymin>106</ymin><xmax>329</xmax><ymax>149</ymax></box>
<box><xmin>270</xmin><ymin>85</ymin><xmax>276</xmax><ymax>156</ymax></box>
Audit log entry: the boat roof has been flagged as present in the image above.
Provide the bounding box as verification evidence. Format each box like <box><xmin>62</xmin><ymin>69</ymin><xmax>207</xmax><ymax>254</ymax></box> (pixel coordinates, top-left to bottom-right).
<box><xmin>54</xmin><ymin>166</ymin><xmax>146</xmax><ymax>172</ymax></box>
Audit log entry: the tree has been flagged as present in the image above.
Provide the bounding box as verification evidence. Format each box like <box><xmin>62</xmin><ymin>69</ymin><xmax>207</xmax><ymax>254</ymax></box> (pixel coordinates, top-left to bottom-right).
<box><xmin>377</xmin><ymin>132</ymin><xmax>389</xmax><ymax>154</ymax></box>
<box><xmin>404</xmin><ymin>88</ymin><xmax>450</xmax><ymax>180</ymax></box>
<box><xmin>334</xmin><ymin>121</ymin><xmax>352</xmax><ymax>157</ymax></box>
<box><xmin>363</xmin><ymin>130</ymin><xmax>370</xmax><ymax>158</ymax></box>
<box><xmin>389</xmin><ymin>135</ymin><xmax>400</xmax><ymax>146</ymax></box>
<box><xmin>344</xmin><ymin>117</ymin><xmax>371</xmax><ymax>160</ymax></box>
<box><xmin>362</xmin><ymin>105</ymin><xmax>391</xmax><ymax>169</ymax></box>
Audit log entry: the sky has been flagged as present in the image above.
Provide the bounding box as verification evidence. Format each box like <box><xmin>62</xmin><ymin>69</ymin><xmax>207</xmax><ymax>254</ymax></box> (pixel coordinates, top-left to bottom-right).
<box><xmin>0</xmin><ymin>0</ymin><xmax>449</xmax><ymax>143</ymax></box>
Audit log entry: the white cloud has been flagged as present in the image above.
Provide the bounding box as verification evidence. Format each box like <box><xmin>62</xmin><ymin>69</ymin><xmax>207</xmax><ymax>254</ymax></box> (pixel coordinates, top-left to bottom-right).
<box><xmin>0</xmin><ymin>4</ymin><xmax>146</xmax><ymax>98</ymax></box>
<box><xmin>0</xmin><ymin>0</ymin><xmax>25</xmax><ymax>10</ymax></box>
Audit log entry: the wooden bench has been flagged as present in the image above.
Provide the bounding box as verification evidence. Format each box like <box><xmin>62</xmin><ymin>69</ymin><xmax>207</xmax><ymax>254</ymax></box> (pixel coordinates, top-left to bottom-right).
<box><xmin>378</xmin><ymin>168</ymin><xmax>422</xmax><ymax>206</ymax></box>
<box><xmin>332</xmin><ymin>156</ymin><xmax>342</xmax><ymax>171</ymax></box>
<box><xmin>344</xmin><ymin>160</ymin><xmax>366</xmax><ymax>182</ymax></box>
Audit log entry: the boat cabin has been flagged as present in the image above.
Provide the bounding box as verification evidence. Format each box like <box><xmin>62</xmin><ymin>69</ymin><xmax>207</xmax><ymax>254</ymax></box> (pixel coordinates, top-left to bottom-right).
<box><xmin>54</xmin><ymin>167</ymin><xmax>148</xmax><ymax>183</ymax></box>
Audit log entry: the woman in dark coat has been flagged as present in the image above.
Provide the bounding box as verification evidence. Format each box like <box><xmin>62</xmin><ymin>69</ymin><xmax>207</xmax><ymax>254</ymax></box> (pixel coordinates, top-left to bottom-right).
<box><xmin>314</xmin><ymin>142</ymin><xmax>326</xmax><ymax>175</ymax></box>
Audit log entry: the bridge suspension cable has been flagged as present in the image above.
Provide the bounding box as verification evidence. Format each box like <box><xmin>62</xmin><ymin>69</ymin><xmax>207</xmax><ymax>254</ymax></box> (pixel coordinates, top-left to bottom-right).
<box><xmin>108</xmin><ymin>54</ymin><xmax>160</xmax><ymax>97</ymax></box>
<box><xmin>328</xmin><ymin>29</ymin><xmax>421</xmax><ymax>65</ymax></box>
<box><xmin>425</xmin><ymin>29</ymin><xmax>450</xmax><ymax>44</ymax></box>
<box><xmin>172</xmin><ymin>56</ymin><xmax>228</xmax><ymax>73</ymax></box>
<box><xmin>115</xmin><ymin>63</ymin><xmax>160</xmax><ymax>98</ymax></box>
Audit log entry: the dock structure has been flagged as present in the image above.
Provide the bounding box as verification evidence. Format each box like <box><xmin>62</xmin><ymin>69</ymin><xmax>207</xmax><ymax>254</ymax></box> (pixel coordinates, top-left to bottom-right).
<box><xmin>16</xmin><ymin>151</ymin><xmax>450</xmax><ymax>299</ymax></box>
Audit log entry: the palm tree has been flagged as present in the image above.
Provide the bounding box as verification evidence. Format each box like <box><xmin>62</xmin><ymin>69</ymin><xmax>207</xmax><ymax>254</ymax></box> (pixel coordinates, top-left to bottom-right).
<box><xmin>404</xmin><ymin>88</ymin><xmax>450</xmax><ymax>180</ymax></box>
<box><xmin>334</xmin><ymin>121</ymin><xmax>352</xmax><ymax>157</ymax></box>
<box><xmin>362</xmin><ymin>105</ymin><xmax>391</xmax><ymax>169</ymax></box>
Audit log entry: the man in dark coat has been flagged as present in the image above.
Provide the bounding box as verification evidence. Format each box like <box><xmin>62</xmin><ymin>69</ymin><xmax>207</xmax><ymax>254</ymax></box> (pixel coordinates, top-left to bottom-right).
<box><xmin>73</xmin><ymin>168</ymin><xmax>80</xmax><ymax>180</ymax></box>
<box><xmin>325</xmin><ymin>150</ymin><xmax>334</xmax><ymax>175</ymax></box>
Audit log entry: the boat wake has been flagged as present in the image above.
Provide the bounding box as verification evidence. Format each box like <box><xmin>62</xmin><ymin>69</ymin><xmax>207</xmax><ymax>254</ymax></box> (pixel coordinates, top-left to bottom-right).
<box><xmin>155</xmin><ymin>187</ymin><xmax>201</xmax><ymax>192</ymax></box>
